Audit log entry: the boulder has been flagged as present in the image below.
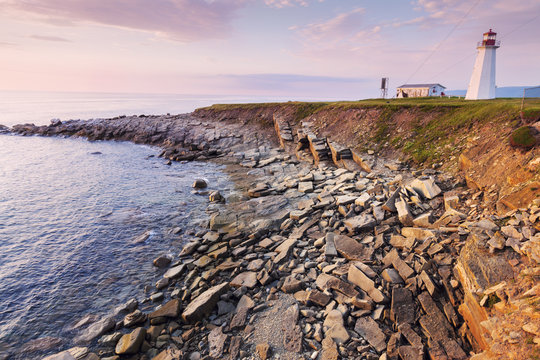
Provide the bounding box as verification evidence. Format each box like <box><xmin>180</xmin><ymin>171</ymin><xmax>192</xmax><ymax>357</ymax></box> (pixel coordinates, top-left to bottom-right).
<box><xmin>192</xmin><ymin>179</ymin><xmax>208</xmax><ymax>189</ymax></box>
<box><xmin>115</xmin><ymin>327</ymin><xmax>146</xmax><ymax>355</ymax></box>
<box><xmin>153</xmin><ymin>255</ymin><xmax>172</xmax><ymax>268</ymax></box>
<box><xmin>182</xmin><ymin>282</ymin><xmax>229</xmax><ymax>323</ymax></box>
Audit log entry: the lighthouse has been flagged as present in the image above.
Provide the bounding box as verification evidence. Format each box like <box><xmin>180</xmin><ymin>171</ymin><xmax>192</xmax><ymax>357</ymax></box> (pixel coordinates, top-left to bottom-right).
<box><xmin>465</xmin><ymin>29</ymin><xmax>500</xmax><ymax>100</ymax></box>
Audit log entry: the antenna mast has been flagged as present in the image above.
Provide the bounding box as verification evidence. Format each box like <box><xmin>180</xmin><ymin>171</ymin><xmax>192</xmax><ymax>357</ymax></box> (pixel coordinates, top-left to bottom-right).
<box><xmin>380</xmin><ymin>77</ymin><xmax>389</xmax><ymax>99</ymax></box>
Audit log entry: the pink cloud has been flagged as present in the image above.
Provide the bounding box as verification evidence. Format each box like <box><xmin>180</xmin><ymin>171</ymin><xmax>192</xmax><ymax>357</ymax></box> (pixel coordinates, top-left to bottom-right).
<box><xmin>264</xmin><ymin>0</ymin><xmax>326</xmax><ymax>8</ymax></box>
<box><xmin>298</xmin><ymin>7</ymin><xmax>365</xmax><ymax>43</ymax></box>
<box><xmin>0</xmin><ymin>0</ymin><xmax>247</xmax><ymax>42</ymax></box>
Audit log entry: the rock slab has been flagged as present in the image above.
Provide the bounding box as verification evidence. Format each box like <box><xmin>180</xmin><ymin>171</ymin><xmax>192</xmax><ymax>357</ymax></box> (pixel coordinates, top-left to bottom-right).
<box><xmin>182</xmin><ymin>282</ymin><xmax>229</xmax><ymax>323</ymax></box>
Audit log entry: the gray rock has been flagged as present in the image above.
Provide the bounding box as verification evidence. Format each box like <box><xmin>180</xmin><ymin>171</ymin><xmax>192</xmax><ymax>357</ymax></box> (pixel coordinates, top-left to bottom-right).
<box><xmin>193</xmin><ymin>179</ymin><xmax>208</xmax><ymax>189</ymax></box>
<box><xmin>163</xmin><ymin>264</ymin><xmax>186</xmax><ymax>279</ymax></box>
<box><xmin>410</xmin><ymin>177</ymin><xmax>441</xmax><ymax>199</ymax></box>
<box><xmin>74</xmin><ymin>316</ymin><xmax>116</xmax><ymax>344</ymax></box>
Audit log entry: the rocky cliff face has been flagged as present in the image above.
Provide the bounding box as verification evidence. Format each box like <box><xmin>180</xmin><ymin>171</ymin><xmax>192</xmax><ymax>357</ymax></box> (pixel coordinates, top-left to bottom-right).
<box><xmin>196</xmin><ymin>102</ymin><xmax>540</xmax><ymax>214</ymax></box>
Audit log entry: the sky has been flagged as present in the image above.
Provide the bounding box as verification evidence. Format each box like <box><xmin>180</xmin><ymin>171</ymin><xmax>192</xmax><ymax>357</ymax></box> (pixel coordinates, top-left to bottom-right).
<box><xmin>1</xmin><ymin>0</ymin><xmax>539</xmax><ymax>99</ymax></box>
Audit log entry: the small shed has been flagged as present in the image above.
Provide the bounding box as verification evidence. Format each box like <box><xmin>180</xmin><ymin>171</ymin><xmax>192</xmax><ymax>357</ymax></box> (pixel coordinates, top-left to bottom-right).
<box><xmin>396</xmin><ymin>84</ymin><xmax>446</xmax><ymax>98</ymax></box>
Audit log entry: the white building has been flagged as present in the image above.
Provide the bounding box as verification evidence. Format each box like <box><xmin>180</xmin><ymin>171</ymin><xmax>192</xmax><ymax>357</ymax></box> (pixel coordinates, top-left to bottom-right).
<box><xmin>396</xmin><ymin>84</ymin><xmax>446</xmax><ymax>98</ymax></box>
<box><xmin>465</xmin><ymin>29</ymin><xmax>500</xmax><ymax>100</ymax></box>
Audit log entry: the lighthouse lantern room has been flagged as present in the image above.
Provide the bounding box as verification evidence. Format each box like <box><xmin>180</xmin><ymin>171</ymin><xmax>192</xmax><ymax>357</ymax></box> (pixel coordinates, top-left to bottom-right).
<box><xmin>465</xmin><ymin>29</ymin><xmax>500</xmax><ymax>100</ymax></box>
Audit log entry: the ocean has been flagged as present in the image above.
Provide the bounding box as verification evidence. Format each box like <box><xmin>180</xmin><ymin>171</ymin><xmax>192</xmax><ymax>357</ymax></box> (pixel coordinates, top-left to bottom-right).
<box><xmin>0</xmin><ymin>91</ymin><xmax>264</xmax><ymax>359</ymax></box>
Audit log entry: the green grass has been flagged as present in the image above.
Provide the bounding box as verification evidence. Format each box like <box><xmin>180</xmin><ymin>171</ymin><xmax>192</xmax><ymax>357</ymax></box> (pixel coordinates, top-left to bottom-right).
<box><xmin>293</xmin><ymin>102</ymin><xmax>329</xmax><ymax>122</ymax></box>
<box><xmin>511</xmin><ymin>126</ymin><xmax>537</xmax><ymax>148</ymax></box>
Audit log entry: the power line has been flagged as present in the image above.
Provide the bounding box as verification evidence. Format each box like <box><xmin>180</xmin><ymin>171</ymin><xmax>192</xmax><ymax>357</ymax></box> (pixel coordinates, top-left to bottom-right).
<box><xmin>403</xmin><ymin>0</ymin><xmax>483</xmax><ymax>84</ymax></box>
<box><xmin>430</xmin><ymin>11</ymin><xmax>540</xmax><ymax>79</ymax></box>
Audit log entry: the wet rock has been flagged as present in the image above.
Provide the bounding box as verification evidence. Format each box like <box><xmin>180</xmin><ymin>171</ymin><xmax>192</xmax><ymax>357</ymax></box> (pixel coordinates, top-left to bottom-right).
<box><xmin>115</xmin><ymin>327</ymin><xmax>146</xmax><ymax>355</ymax></box>
<box><xmin>124</xmin><ymin>309</ymin><xmax>146</xmax><ymax>327</ymax></box>
<box><xmin>153</xmin><ymin>254</ymin><xmax>172</xmax><ymax>268</ymax></box>
<box><xmin>192</xmin><ymin>179</ymin><xmax>208</xmax><ymax>189</ymax></box>
<box><xmin>209</xmin><ymin>191</ymin><xmax>224</xmax><ymax>203</ymax></box>
<box><xmin>182</xmin><ymin>282</ymin><xmax>229</xmax><ymax>323</ymax></box>
<box><xmin>75</xmin><ymin>316</ymin><xmax>116</xmax><ymax>343</ymax></box>
<box><xmin>42</xmin><ymin>352</ymin><xmax>76</xmax><ymax>360</ymax></box>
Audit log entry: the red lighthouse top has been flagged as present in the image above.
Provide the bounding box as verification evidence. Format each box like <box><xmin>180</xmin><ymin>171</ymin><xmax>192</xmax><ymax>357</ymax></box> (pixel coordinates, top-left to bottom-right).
<box><xmin>481</xmin><ymin>29</ymin><xmax>499</xmax><ymax>46</ymax></box>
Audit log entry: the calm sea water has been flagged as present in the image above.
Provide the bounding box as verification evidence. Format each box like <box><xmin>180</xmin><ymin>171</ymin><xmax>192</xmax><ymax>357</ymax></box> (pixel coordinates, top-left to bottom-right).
<box><xmin>0</xmin><ymin>91</ymin><xmax>246</xmax><ymax>359</ymax></box>
<box><xmin>0</xmin><ymin>91</ymin><xmax>298</xmax><ymax>127</ymax></box>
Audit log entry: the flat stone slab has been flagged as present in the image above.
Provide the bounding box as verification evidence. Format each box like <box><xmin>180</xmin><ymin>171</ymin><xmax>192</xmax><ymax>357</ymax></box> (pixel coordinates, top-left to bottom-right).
<box><xmin>325</xmin><ymin>232</ymin><xmax>338</xmax><ymax>257</ymax></box>
<box><xmin>163</xmin><ymin>264</ymin><xmax>186</xmax><ymax>279</ymax></box>
<box><xmin>334</xmin><ymin>234</ymin><xmax>373</xmax><ymax>261</ymax></box>
<box><xmin>354</xmin><ymin>316</ymin><xmax>387</xmax><ymax>353</ymax></box>
<box><xmin>74</xmin><ymin>316</ymin><xmax>116</xmax><ymax>343</ymax></box>
<box><xmin>298</xmin><ymin>181</ymin><xmax>313</xmax><ymax>193</ymax></box>
<box><xmin>231</xmin><ymin>271</ymin><xmax>258</xmax><ymax>288</ymax></box>
<box><xmin>348</xmin><ymin>264</ymin><xmax>386</xmax><ymax>303</ymax></box>
<box><xmin>182</xmin><ymin>282</ymin><xmax>229</xmax><ymax>323</ymax></box>
<box><xmin>343</xmin><ymin>214</ymin><xmax>376</xmax><ymax>233</ymax></box>
<box><xmin>390</xmin><ymin>287</ymin><xmax>415</xmax><ymax>324</ymax></box>
<box><xmin>316</xmin><ymin>273</ymin><xmax>359</xmax><ymax>298</ymax></box>
<box><xmin>149</xmin><ymin>299</ymin><xmax>180</xmax><ymax>320</ymax></box>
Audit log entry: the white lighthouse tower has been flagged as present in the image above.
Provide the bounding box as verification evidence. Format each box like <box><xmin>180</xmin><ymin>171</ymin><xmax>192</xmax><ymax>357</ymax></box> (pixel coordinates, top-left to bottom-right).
<box><xmin>465</xmin><ymin>29</ymin><xmax>500</xmax><ymax>100</ymax></box>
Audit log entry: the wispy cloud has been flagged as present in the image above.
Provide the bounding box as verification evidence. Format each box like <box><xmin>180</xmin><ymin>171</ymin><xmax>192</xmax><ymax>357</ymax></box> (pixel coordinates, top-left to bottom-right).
<box><xmin>0</xmin><ymin>41</ymin><xmax>17</xmax><ymax>47</ymax></box>
<box><xmin>29</xmin><ymin>34</ymin><xmax>70</xmax><ymax>42</ymax></box>
<box><xmin>0</xmin><ymin>0</ymin><xmax>247</xmax><ymax>42</ymax></box>
<box><xmin>297</xmin><ymin>7</ymin><xmax>366</xmax><ymax>43</ymax></box>
<box><xmin>264</xmin><ymin>0</ymin><xmax>324</xmax><ymax>8</ymax></box>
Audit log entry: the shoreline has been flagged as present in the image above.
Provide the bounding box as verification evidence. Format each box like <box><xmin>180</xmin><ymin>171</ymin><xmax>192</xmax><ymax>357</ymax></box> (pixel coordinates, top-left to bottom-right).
<box><xmin>3</xmin><ymin>109</ymin><xmax>539</xmax><ymax>360</ymax></box>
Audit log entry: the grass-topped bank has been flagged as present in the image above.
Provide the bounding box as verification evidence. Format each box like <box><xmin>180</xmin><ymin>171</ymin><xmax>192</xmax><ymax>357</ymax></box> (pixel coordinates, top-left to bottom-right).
<box><xmin>195</xmin><ymin>97</ymin><xmax>540</xmax><ymax>166</ymax></box>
